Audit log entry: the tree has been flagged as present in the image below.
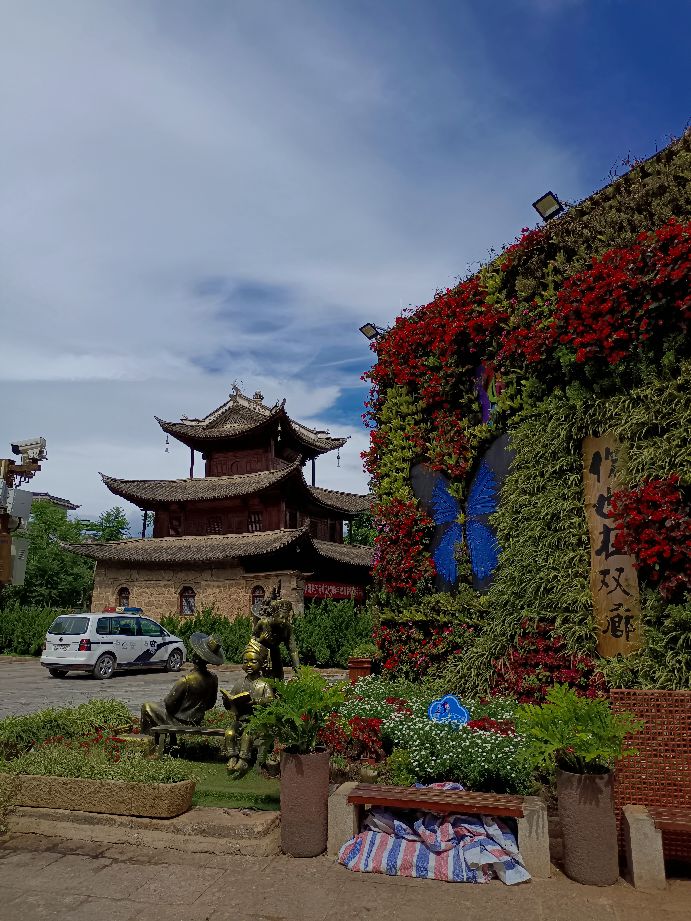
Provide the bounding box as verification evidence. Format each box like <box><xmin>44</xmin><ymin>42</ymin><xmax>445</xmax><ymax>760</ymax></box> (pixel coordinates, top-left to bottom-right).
<box><xmin>1</xmin><ymin>501</ymin><xmax>94</xmax><ymax>609</ymax></box>
<box><xmin>345</xmin><ymin>512</ymin><xmax>375</xmax><ymax>546</ymax></box>
<box><xmin>82</xmin><ymin>507</ymin><xmax>131</xmax><ymax>542</ymax></box>
<box><xmin>0</xmin><ymin>503</ymin><xmax>131</xmax><ymax>610</ymax></box>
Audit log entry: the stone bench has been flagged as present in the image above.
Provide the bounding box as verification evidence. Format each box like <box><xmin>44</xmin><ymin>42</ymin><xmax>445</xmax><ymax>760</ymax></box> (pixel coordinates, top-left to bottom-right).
<box><xmin>327</xmin><ymin>781</ymin><xmax>550</xmax><ymax>878</ymax></box>
<box><xmin>147</xmin><ymin>724</ymin><xmax>227</xmax><ymax>757</ymax></box>
<box><xmin>623</xmin><ymin>805</ymin><xmax>691</xmax><ymax>891</ymax></box>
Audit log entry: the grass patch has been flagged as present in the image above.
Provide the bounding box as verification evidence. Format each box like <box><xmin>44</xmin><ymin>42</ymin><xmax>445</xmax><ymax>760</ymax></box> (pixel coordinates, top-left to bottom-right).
<box><xmin>189</xmin><ymin>759</ymin><xmax>279</xmax><ymax>810</ymax></box>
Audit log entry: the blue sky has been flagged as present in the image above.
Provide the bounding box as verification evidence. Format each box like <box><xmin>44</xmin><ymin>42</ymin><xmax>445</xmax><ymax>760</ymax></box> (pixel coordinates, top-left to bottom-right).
<box><xmin>1</xmin><ymin>0</ymin><xmax>689</xmax><ymax>525</ymax></box>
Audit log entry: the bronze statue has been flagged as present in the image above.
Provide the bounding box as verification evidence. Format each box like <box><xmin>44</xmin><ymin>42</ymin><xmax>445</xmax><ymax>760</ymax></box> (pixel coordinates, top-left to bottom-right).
<box><xmin>251</xmin><ymin>586</ymin><xmax>300</xmax><ymax>680</ymax></box>
<box><xmin>221</xmin><ymin>637</ymin><xmax>274</xmax><ymax>777</ymax></box>
<box><xmin>141</xmin><ymin>632</ymin><xmax>224</xmax><ymax>733</ymax></box>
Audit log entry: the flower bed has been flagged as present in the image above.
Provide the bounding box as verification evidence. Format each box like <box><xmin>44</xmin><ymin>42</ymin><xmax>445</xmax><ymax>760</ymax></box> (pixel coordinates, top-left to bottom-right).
<box><xmin>0</xmin><ymin>699</ymin><xmax>133</xmax><ymax>758</ymax></box>
<box><xmin>0</xmin><ymin>703</ymin><xmax>196</xmax><ymax>819</ymax></box>
<box><xmin>323</xmin><ymin>676</ymin><xmax>534</xmax><ymax>795</ymax></box>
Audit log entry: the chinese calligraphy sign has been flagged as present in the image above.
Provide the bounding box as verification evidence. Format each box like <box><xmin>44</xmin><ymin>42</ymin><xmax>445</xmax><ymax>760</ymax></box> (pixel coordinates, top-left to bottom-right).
<box><xmin>582</xmin><ymin>435</ymin><xmax>642</xmax><ymax>656</ymax></box>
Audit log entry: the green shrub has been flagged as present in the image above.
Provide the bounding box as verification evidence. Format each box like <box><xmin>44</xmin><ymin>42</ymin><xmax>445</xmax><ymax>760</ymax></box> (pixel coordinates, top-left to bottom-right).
<box><xmin>350</xmin><ymin>641</ymin><xmax>379</xmax><ymax>659</ymax></box>
<box><xmin>293</xmin><ymin>600</ymin><xmax>372</xmax><ymax>668</ymax></box>
<box><xmin>0</xmin><ymin>699</ymin><xmax>133</xmax><ymax>758</ymax></box>
<box><xmin>161</xmin><ymin>610</ymin><xmax>251</xmax><ymax>663</ymax></box>
<box><xmin>0</xmin><ymin>604</ymin><xmax>70</xmax><ymax>656</ymax></box>
<box><xmin>516</xmin><ymin>684</ymin><xmax>642</xmax><ymax>775</ymax></box>
<box><xmin>248</xmin><ymin>666</ymin><xmax>345</xmax><ymax>754</ymax></box>
<box><xmin>382</xmin><ymin>749</ymin><xmax>416</xmax><ymax>786</ymax></box>
<box><xmin>0</xmin><ymin>746</ymin><xmax>192</xmax><ymax>784</ymax></box>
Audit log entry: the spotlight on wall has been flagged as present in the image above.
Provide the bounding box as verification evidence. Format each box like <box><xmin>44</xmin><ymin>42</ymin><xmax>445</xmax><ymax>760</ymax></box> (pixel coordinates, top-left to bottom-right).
<box><xmin>532</xmin><ymin>191</ymin><xmax>564</xmax><ymax>222</ymax></box>
<box><xmin>359</xmin><ymin>322</ymin><xmax>386</xmax><ymax>341</ymax></box>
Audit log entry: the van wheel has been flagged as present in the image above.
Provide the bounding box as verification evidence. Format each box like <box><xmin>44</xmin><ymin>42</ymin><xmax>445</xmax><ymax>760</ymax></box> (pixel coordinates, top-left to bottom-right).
<box><xmin>49</xmin><ymin>668</ymin><xmax>68</xmax><ymax>678</ymax></box>
<box><xmin>93</xmin><ymin>653</ymin><xmax>116</xmax><ymax>679</ymax></box>
<box><xmin>166</xmin><ymin>649</ymin><xmax>183</xmax><ymax>672</ymax></box>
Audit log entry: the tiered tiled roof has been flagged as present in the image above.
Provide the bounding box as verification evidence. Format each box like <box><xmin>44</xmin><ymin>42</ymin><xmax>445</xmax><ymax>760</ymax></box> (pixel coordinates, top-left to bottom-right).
<box><xmin>100</xmin><ymin>465</ymin><xmax>300</xmax><ymax>505</ymax></box>
<box><xmin>101</xmin><ymin>467</ymin><xmax>370</xmax><ymax>516</ymax></box>
<box><xmin>67</xmin><ymin>529</ymin><xmax>373</xmax><ymax>567</ymax></box>
<box><xmin>156</xmin><ymin>389</ymin><xmax>346</xmax><ymax>456</ymax></box>
<box><xmin>313</xmin><ymin>540</ymin><xmax>373</xmax><ymax>567</ymax></box>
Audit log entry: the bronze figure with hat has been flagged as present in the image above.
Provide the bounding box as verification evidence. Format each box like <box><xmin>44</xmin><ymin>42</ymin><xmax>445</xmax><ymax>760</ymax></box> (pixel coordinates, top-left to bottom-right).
<box><xmin>141</xmin><ymin>632</ymin><xmax>224</xmax><ymax>733</ymax></box>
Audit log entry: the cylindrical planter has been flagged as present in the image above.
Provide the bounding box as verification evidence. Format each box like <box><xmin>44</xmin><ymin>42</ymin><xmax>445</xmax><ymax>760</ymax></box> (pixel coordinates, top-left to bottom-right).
<box><xmin>348</xmin><ymin>657</ymin><xmax>372</xmax><ymax>684</ymax></box>
<box><xmin>557</xmin><ymin>768</ymin><xmax>619</xmax><ymax>886</ymax></box>
<box><xmin>280</xmin><ymin>749</ymin><xmax>330</xmax><ymax>857</ymax></box>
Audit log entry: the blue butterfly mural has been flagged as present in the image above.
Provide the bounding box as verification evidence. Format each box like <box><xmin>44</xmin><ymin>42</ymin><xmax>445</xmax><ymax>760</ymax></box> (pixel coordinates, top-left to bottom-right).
<box><xmin>431</xmin><ymin>461</ymin><xmax>501</xmax><ymax>584</ymax></box>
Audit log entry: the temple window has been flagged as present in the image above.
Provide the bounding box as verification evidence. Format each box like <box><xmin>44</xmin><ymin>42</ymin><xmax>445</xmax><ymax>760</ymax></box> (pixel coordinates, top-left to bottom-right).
<box><xmin>117</xmin><ymin>586</ymin><xmax>130</xmax><ymax>607</ymax></box>
<box><xmin>179</xmin><ymin>586</ymin><xmax>196</xmax><ymax>615</ymax></box>
<box><xmin>285</xmin><ymin>507</ymin><xmax>298</xmax><ymax>529</ymax></box>
<box><xmin>251</xmin><ymin>585</ymin><xmax>265</xmax><ymax>610</ymax></box>
<box><xmin>248</xmin><ymin>511</ymin><xmax>263</xmax><ymax>532</ymax></box>
<box><xmin>206</xmin><ymin>515</ymin><xmax>223</xmax><ymax>534</ymax></box>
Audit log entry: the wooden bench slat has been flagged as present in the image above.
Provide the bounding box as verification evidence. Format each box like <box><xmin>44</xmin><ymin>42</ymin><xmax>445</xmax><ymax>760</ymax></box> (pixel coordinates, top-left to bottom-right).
<box><xmin>347</xmin><ymin>783</ymin><xmax>525</xmax><ymax>818</ymax></box>
<box><xmin>648</xmin><ymin>806</ymin><xmax>691</xmax><ymax>833</ymax></box>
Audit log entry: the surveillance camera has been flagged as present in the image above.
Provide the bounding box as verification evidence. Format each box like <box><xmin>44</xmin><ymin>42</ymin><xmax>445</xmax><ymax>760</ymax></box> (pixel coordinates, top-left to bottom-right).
<box><xmin>10</xmin><ymin>437</ymin><xmax>47</xmax><ymax>462</ymax></box>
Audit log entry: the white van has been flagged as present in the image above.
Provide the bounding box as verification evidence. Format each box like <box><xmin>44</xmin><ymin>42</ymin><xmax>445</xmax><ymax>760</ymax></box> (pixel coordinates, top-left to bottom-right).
<box><xmin>40</xmin><ymin>609</ymin><xmax>186</xmax><ymax>679</ymax></box>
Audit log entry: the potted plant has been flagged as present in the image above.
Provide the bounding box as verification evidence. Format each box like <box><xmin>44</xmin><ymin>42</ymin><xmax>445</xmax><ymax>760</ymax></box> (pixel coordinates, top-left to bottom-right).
<box><xmin>516</xmin><ymin>684</ymin><xmax>642</xmax><ymax>886</ymax></box>
<box><xmin>247</xmin><ymin>666</ymin><xmax>344</xmax><ymax>857</ymax></box>
<box><xmin>347</xmin><ymin>641</ymin><xmax>379</xmax><ymax>684</ymax></box>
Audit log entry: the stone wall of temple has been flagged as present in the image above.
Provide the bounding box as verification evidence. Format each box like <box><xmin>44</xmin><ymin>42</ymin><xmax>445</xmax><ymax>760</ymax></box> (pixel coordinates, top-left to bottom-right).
<box><xmin>91</xmin><ymin>563</ymin><xmax>305</xmax><ymax>621</ymax></box>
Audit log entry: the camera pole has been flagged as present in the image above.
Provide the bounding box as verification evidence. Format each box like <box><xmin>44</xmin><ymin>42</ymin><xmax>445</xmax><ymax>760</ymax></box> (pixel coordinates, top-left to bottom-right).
<box><xmin>0</xmin><ymin>454</ymin><xmax>43</xmax><ymax>588</ymax></box>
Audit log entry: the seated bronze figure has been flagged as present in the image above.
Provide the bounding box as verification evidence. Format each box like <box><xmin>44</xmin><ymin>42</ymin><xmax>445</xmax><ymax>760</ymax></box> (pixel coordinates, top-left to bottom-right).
<box><xmin>221</xmin><ymin>637</ymin><xmax>274</xmax><ymax>777</ymax></box>
<box><xmin>141</xmin><ymin>632</ymin><xmax>224</xmax><ymax>733</ymax></box>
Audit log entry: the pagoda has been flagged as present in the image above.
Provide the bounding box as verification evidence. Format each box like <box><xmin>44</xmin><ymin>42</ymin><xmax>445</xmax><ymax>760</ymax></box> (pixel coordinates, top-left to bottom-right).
<box><xmin>71</xmin><ymin>388</ymin><xmax>372</xmax><ymax>618</ymax></box>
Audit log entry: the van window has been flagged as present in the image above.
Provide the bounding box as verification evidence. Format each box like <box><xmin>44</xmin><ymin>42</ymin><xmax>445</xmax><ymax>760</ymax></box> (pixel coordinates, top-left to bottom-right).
<box><xmin>47</xmin><ymin>616</ymin><xmax>89</xmax><ymax>636</ymax></box>
<box><xmin>96</xmin><ymin>617</ymin><xmax>111</xmax><ymax>635</ymax></box>
<box><xmin>112</xmin><ymin>616</ymin><xmax>138</xmax><ymax>636</ymax></box>
<box><xmin>139</xmin><ymin>618</ymin><xmax>163</xmax><ymax>638</ymax></box>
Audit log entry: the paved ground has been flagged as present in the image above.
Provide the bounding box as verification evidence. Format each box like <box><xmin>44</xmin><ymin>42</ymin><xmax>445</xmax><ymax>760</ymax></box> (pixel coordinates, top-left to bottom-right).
<box><xmin>0</xmin><ymin>658</ymin><xmax>243</xmax><ymax>719</ymax></box>
<box><xmin>0</xmin><ymin>658</ymin><xmax>347</xmax><ymax>719</ymax></box>
<box><xmin>0</xmin><ymin>833</ymin><xmax>689</xmax><ymax>921</ymax></box>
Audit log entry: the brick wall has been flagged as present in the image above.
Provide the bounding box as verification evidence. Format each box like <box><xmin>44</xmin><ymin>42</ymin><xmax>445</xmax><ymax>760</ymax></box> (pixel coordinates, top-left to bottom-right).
<box><xmin>91</xmin><ymin>562</ymin><xmax>305</xmax><ymax>620</ymax></box>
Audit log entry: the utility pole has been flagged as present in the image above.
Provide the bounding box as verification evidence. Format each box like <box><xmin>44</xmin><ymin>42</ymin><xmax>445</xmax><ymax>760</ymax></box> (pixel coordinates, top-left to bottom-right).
<box><xmin>0</xmin><ymin>438</ymin><xmax>47</xmax><ymax>590</ymax></box>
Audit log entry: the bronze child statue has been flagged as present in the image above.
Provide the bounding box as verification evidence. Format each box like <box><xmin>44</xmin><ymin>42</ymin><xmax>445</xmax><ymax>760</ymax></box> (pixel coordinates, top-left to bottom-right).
<box><xmin>141</xmin><ymin>632</ymin><xmax>224</xmax><ymax>733</ymax></box>
<box><xmin>221</xmin><ymin>637</ymin><xmax>274</xmax><ymax>777</ymax></box>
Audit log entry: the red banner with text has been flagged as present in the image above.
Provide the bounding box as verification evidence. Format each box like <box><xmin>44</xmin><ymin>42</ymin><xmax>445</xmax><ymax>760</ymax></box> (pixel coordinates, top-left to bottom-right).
<box><xmin>304</xmin><ymin>581</ymin><xmax>365</xmax><ymax>602</ymax></box>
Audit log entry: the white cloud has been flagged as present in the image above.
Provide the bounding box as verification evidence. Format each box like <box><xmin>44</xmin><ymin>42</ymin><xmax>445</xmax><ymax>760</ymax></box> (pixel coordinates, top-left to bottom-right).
<box><xmin>0</xmin><ymin>0</ymin><xmax>584</xmax><ymax>517</ymax></box>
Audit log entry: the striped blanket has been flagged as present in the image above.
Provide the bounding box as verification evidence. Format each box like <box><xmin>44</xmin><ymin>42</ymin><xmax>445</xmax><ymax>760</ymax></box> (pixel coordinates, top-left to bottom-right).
<box><xmin>338</xmin><ymin>783</ymin><xmax>530</xmax><ymax>885</ymax></box>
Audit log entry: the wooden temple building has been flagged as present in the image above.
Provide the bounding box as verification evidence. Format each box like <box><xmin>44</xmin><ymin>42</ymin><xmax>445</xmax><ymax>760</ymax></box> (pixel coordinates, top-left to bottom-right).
<box><xmin>71</xmin><ymin>388</ymin><xmax>372</xmax><ymax>618</ymax></box>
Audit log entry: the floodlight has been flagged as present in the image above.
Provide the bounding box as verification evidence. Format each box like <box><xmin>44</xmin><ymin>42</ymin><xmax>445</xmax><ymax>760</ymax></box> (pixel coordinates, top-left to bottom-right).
<box><xmin>532</xmin><ymin>191</ymin><xmax>564</xmax><ymax>222</ymax></box>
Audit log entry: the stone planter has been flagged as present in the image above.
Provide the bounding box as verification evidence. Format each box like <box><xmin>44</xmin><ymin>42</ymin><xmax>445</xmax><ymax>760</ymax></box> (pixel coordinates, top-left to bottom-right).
<box><xmin>2</xmin><ymin>773</ymin><xmax>195</xmax><ymax>819</ymax></box>
<box><xmin>348</xmin><ymin>657</ymin><xmax>373</xmax><ymax>684</ymax></box>
<box><xmin>280</xmin><ymin>749</ymin><xmax>330</xmax><ymax>857</ymax></box>
<box><xmin>557</xmin><ymin>768</ymin><xmax>619</xmax><ymax>886</ymax></box>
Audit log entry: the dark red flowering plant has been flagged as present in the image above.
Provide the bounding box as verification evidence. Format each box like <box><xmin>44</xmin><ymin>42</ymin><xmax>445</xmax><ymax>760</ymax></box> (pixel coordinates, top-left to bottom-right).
<box><xmin>492</xmin><ymin>620</ymin><xmax>606</xmax><ymax>703</ymax></box>
<box><xmin>374</xmin><ymin>621</ymin><xmax>476</xmax><ymax>680</ymax></box>
<box><xmin>609</xmin><ymin>475</ymin><xmax>691</xmax><ymax>600</ymax></box>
